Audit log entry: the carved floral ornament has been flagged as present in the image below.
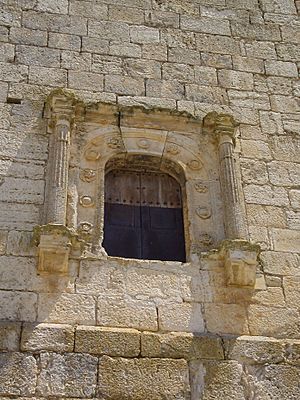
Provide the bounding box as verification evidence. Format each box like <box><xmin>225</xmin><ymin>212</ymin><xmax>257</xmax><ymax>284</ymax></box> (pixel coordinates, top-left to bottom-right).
<box><xmin>35</xmin><ymin>90</ymin><xmax>260</xmax><ymax>288</ymax></box>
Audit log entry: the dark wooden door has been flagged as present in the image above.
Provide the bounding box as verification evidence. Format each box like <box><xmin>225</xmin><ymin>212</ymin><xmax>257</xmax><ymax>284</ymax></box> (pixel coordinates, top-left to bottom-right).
<box><xmin>103</xmin><ymin>170</ymin><xmax>186</xmax><ymax>262</ymax></box>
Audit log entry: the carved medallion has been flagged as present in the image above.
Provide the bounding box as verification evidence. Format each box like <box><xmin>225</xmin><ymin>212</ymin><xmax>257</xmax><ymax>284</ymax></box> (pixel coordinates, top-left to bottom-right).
<box><xmin>80</xmin><ymin>169</ymin><xmax>96</xmax><ymax>183</ymax></box>
<box><xmin>107</xmin><ymin>138</ymin><xmax>121</xmax><ymax>149</ymax></box>
<box><xmin>199</xmin><ymin>234</ymin><xmax>213</xmax><ymax>246</ymax></box>
<box><xmin>84</xmin><ymin>147</ymin><xmax>100</xmax><ymax>161</ymax></box>
<box><xmin>187</xmin><ymin>160</ymin><xmax>202</xmax><ymax>170</ymax></box>
<box><xmin>194</xmin><ymin>182</ymin><xmax>208</xmax><ymax>193</ymax></box>
<box><xmin>166</xmin><ymin>143</ymin><xmax>180</xmax><ymax>155</ymax></box>
<box><xmin>137</xmin><ymin>139</ymin><xmax>150</xmax><ymax>149</ymax></box>
<box><xmin>78</xmin><ymin>221</ymin><xmax>93</xmax><ymax>233</ymax></box>
<box><xmin>79</xmin><ymin>195</ymin><xmax>95</xmax><ymax>208</ymax></box>
<box><xmin>196</xmin><ymin>206</ymin><xmax>211</xmax><ymax>219</ymax></box>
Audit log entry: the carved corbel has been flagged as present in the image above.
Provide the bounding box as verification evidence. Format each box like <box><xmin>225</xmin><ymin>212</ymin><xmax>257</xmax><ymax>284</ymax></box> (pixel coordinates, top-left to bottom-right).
<box><xmin>37</xmin><ymin>91</ymin><xmax>78</xmax><ymax>274</ymax></box>
<box><xmin>220</xmin><ymin>240</ymin><xmax>261</xmax><ymax>288</ymax></box>
<box><xmin>33</xmin><ymin>225</ymin><xmax>75</xmax><ymax>275</ymax></box>
<box><xmin>204</xmin><ymin>112</ymin><xmax>248</xmax><ymax>240</ymax></box>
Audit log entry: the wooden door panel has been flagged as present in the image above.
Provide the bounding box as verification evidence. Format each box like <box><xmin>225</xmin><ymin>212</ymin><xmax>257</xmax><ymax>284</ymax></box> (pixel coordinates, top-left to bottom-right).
<box><xmin>141</xmin><ymin>206</ymin><xmax>186</xmax><ymax>262</ymax></box>
<box><xmin>103</xmin><ymin>203</ymin><xmax>142</xmax><ymax>259</ymax></box>
<box><xmin>104</xmin><ymin>169</ymin><xmax>186</xmax><ymax>262</ymax></box>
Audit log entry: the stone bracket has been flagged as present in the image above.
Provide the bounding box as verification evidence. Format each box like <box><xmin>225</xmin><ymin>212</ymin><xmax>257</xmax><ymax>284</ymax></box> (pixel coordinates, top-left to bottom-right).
<box><xmin>33</xmin><ymin>224</ymin><xmax>75</xmax><ymax>275</ymax></box>
<box><xmin>220</xmin><ymin>240</ymin><xmax>261</xmax><ymax>288</ymax></box>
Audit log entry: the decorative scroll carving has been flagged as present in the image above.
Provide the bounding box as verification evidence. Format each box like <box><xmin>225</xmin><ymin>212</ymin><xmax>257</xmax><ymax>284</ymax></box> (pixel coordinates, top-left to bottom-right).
<box><xmin>84</xmin><ymin>147</ymin><xmax>101</xmax><ymax>161</ymax></box>
<box><xmin>166</xmin><ymin>143</ymin><xmax>180</xmax><ymax>155</ymax></box>
<box><xmin>194</xmin><ymin>182</ymin><xmax>208</xmax><ymax>193</ymax></box>
<box><xmin>80</xmin><ymin>169</ymin><xmax>96</xmax><ymax>183</ymax></box>
<box><xmin>187</xmin><ymin>160</ymin><xmax>202</xmax><ymax>170</ymax></box>
<box><xmin>137</xmin><ymin>138</ymin><xmax>150</xmax><ymax>149</ymax></box>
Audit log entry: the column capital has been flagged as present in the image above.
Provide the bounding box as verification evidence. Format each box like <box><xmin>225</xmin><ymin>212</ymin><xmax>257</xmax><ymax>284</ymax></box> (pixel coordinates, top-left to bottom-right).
<box><xmin>203</xmin><ymin>112</ymin><xmax>238</xmax><ymax>145</ymax></box>
<box><xmin>45</xmin><ymin>89</ymin><xmax>79</xmax><ymax>132</ymax></box>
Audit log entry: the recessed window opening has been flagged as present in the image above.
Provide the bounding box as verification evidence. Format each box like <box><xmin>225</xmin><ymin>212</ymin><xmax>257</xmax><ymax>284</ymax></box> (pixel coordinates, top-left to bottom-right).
<box><xmin>103</xmin><ymin>156</ymin><xmax>186</xmax><ymax>262</ymax></box>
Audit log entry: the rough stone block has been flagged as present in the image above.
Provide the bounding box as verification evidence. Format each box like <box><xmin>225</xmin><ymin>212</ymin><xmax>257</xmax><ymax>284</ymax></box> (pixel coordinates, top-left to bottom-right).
<box><xmin>244</xmin><ymin>185</ymin><xmax>289</xmax><ymax>207</ymax></box>
<box><xmin>0</xmin><ymin>322</ymin><xmax>21</xmax><ymax>351</ymax></box>
<box><xmin>158</xmin><ymin>302</ymin><xmax>205</xmax><ymax>333</ymax></box>
<box><xmin>241</xmin><ymin>160</ymin><xmax>268</xmax><ymax>185</ymax></box>
<box><xmin>110</xmin><ymin>43</ymin><xmax>141</xmax><ymax>58</ymax></box>
<box><xmin>109</xmin><ymin>5</ymin><xmax>144</xmax><ymax>24</ymax></box>
<box><xmin>98</xmin><ymin>356</ymin><xmax>190</xmax><ymax>399</ymax></box>
<box><xmin>270</xmin><ymin>95</ymin><xmax>299</xmax><ymax>113</ymax></box>
<box><xmin>268</xmin><ymin>161</ymin><xmax>300</xmax><ymax>186</ymax></box>
<box><xmin>37</xmin><ymin>352</ymin><xmax>98</xmax><ymax>398</ymax></box>
<box><xmin>69</xmin><ymin>0</ymin><xmax>108</xmax><ymax>19</ymax></box>
<box><xmin>196</xmin><ymin>34</ymin><xmax>241</xmax><ymax>55</ymax></box>
<box><xmin>225</xmin><ymin>336</ymin><xmax>284</xmax><ymax>364</ymax></box>
<box><xmin>205</xmin><ymin>303</ymin><xmax>249</xmax><ymax>335</ymax></box>
<box><xmin>245</xmin><ymin>364</ymin><xmax>300</xmax><ymax>399</ymax></box>
<box><xmin>0</xmin><ymin>231</ymin><xmax>7</xmax><ymax>255</ymax></box>
<box><xmin>0</xmin><ymin>353</ymin><xmax>37</xmax><ymax>396</ymax></box>
<box><xmin>37</xmin><ymin>293</ymin><xmax>96</xmax><ymax>325</ymax></box>
<box><xmin>82</xmin><ymin>37</ymin><xmax>109</xmax><ymax>54</ymax></box>
<box><xmin>270</xmin><ymin>228</ymin><xmax>300</xmax><ymax>253</ymax></box>
<box><xmin>290</xmin><ymin>190</ymin><xmax>300</xmax><ymax>209</ymax></box>
<box><xmin>145</xmin><ymin>10</ymin><xmax>180</xmax><ymax>28</ymax></box>
<box><xmin>194</xmin><ymin>66</ymin><xmax>218</xmax><ymax>86</ymax></box>
<box><xmin>141</xmin><ymin>332</ymin><xmax>224</xmax><ymax>360</ymax></box>
<box><xmin>29</xmin><ymin>66</ymin><xmax>67</xmax><ymax>87</ymax></box>
<box><xmin>124</xmin><ymin>59</ymin><xmax>161</xmax><ymax>79</ymax></box>
<box><xmin>0</xmin><ymin>63</ymin><xmax>28</xmax><ymax>83</ymax></box>
<box><xmin>0</xmin><ymin>177</ymin><xmax>44</xmax><ymax>204</ymax></box>
<box><xmin>190</xmin><ymin>360</ymin><xmax>245</xmax><ymax>400</ymax></box>
<box><xmin>10</xmin><ymin>27</ymin><xmax>47</xmax><ymax>46</ymax></box>
<box><xmin>265</xmin><ymin>60</ymin><xmax>298</xmax><ymax>77</ymax></box>
<box><xmin>34</xmin><ymin>0</ymin><xmax>69</xmax><ymax>14</ymax></box>
<box><xmin>68</xmin><ymin>71</ymin><xmax>103</xmax><ymax>91</ymax></box>
<box><xmin>0</xmin><ymin>203</ymin><xmax>40</xmax><ymax>231</ymax></box>
<box><xmin>0</xmin><ymin>43</ymin><xmax>14</xmax><ymax>63</ymax></box>
<box><xmin>0</xmin><ymin>291</ymin><xmax>37</xmax><ymax>322</ymax></box>
<box><xmin>48</xmin><ymin>32</ymin><xmax>81</xmax><ymax>51</ymax></box>
<box><xmin>246</xmin><ymin>204</ymin><xmax>286</xmax><ymax>228</ymax></box>
<box><xmin>7</xmin><ymin>231</ymin><xmax>35</xmax><ymax>256</ymax></box>
<box><xmin>97</xmin><ymin>296</ymin><xmax>157</xmax><ymax>331</ymax></box>
<box><xmin>88</xmin><ymin>20</ymin><xmax>129</xmax><ymax>42</ymax></box>
<box><xmin>163</xmin><ymin>63</ymin><xmax>195</xmax><ymax>82</ymax></box>
<box><xmin>168</xmin><ymin>48</ymin><xmax>201</xmax><ymax>65</ymax></box>
<box><xmin>61</xmin><ymin>51</ymin><xmax>92</xmax><ymax>71</ymax></box>
<box><xmin>146</xmin><ymin>79</ymin><xmax>184</xmax><ymax>99</ymax></box>
<box><xmin>21</xmin><ymin>323</ymin><xmax>74</xmax><ymax>352</ymax></box>
<box><xmin>229</xmin><ymin>90</ymin><xmax>270</xmax><ymax>110</ymax></box>
<box><xmin>130</xmin><ymin>26</ymin><xmax>160</xmax><ymax>44</ymax></box>
<box><xmin>92</xmin><ymin>54</ymin><xmax>123</xmax><ymax>75</ymax></box>
<box><xmin>105</xmin><ymin>75</ymin><xmax>144</xmax><ymax>96</ymax></box>
<box><xmin>142</xmin><ymin>44</ymin><xmax>167</xmax><ymax>61</ymax></box>
<box><xmin>75</xmin><ymin>326</ymin><xmax>140</xmax><ymax>357</ymax></box>
<box><xmin>218</xmin><ymin>69</ymin><xmax>254</xmax><ymax>90</ymax></box>
<box><xmin>181</xmin><ymin>15</ymin><xmax>231</xmax><ymax>35</ymax></box>
<box><xmin>16</xmin><ymin>45</ymin><xmax>61</xmax><ymax>68</ymax></box>
<box><xmin>248</xmin><ymin>305</ymin><xmax>300</xmax><ymax>337</ymax></box>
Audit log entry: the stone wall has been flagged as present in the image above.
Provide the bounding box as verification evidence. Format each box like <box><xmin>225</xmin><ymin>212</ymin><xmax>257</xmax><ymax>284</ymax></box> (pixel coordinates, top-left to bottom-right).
<box><xmin>0</xmin><ymin>0</ymin><xmax>299</xmax><ymax>398</ymax></box>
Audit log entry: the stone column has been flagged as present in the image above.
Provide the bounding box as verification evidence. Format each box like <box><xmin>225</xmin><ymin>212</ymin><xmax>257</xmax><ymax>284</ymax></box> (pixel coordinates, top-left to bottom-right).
<box><xmin>44</xmin><ymin>93</ymin><xmax>76</xmax><ymax>225</ymax></box>
<box><xmin>215</xmin><ymin>115</ymin><xmax>248</xmax><ymax>240</ymax></box>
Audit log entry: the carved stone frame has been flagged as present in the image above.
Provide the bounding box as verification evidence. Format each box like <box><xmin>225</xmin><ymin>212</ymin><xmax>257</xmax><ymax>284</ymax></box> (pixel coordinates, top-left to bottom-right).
<box><xmin>34</xmin><ymin>90</ymin><xmax>260</xmax><ymax>288</ymax></box>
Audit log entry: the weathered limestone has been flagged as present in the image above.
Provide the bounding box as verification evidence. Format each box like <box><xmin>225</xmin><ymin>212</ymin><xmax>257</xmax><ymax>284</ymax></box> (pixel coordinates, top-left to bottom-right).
<box><xmin>1</xmin><ymin>0</ymin><xmax>299</xmax><ymax>398</ymax></box>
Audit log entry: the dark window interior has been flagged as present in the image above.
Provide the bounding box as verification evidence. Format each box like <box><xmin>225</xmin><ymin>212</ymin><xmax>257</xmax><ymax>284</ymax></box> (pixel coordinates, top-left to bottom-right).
<box><xmin>103</xmin><ymin>169</ymin><xmax>186</xmax><ymax>262</ymax></box>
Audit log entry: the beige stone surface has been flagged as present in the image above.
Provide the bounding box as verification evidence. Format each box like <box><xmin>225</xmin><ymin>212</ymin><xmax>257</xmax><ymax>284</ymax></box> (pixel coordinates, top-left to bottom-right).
<box><xmin>37</xmin><ymin>352</ymin><xmax>98</xmax><ymax>398</ymax></box>
<box><xmin>98</xmin><ymin>356</ymin><xmax>190</xmax><ymax>399</ymax></box>
<box><xmin>21</xmin><ymin>323</ymin><xmax>74</xmax><ymax>352</ymax></box>
<box><xmin>205</xmin><ymin>303</ymin><xmax>249</xmax><ymax>335</ymax></box>
<box><xmin>75</xmin><ymin>326</ymin><xmax>140</xmax><ymax>357</ymax></box>
<box><xmin>97</xmin><ymin>295</ymin><xmax>158</xmax><ymax>331</ymax></box>
<box><xmin>0</xmin><ymin>322</ymin><xmax>21</xmax><ymax>351</ymax></box>
<box><xmin>0</xmin><ymin>291</ymin><xmax>37</xmax><ymax>322</ymax></box>
<box><xmin>141</xmin><ymin>332</ymin><xmax>224</xmax><ymax>360</ymax></box>
<box><xmin>37</xmin><ymin>293</ymin><xmax>95</xmax><ymax>325</ymax></box>
<box><xmin>0</xmin><ymin>353</ymin><xmax>37</xmax><ymax>396</ymax></box>
<box><xmin>190</xmin><ymin>360</ymin><xmax>245</xmax><ymax>400</ymax></box>
<box><xmin>158</xmin><ymin>302</ymin><xmax>205</xmax><ymax>333</ymax></box>
<box><xmin>225</xmin><ymin>336</ymin><xmax>284</xmax><ymax>364</ymax></box>
<box><xmin>248</xmin><ymin>305</ymin><xmax>300</xmax><ymax>338</ymax></box>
